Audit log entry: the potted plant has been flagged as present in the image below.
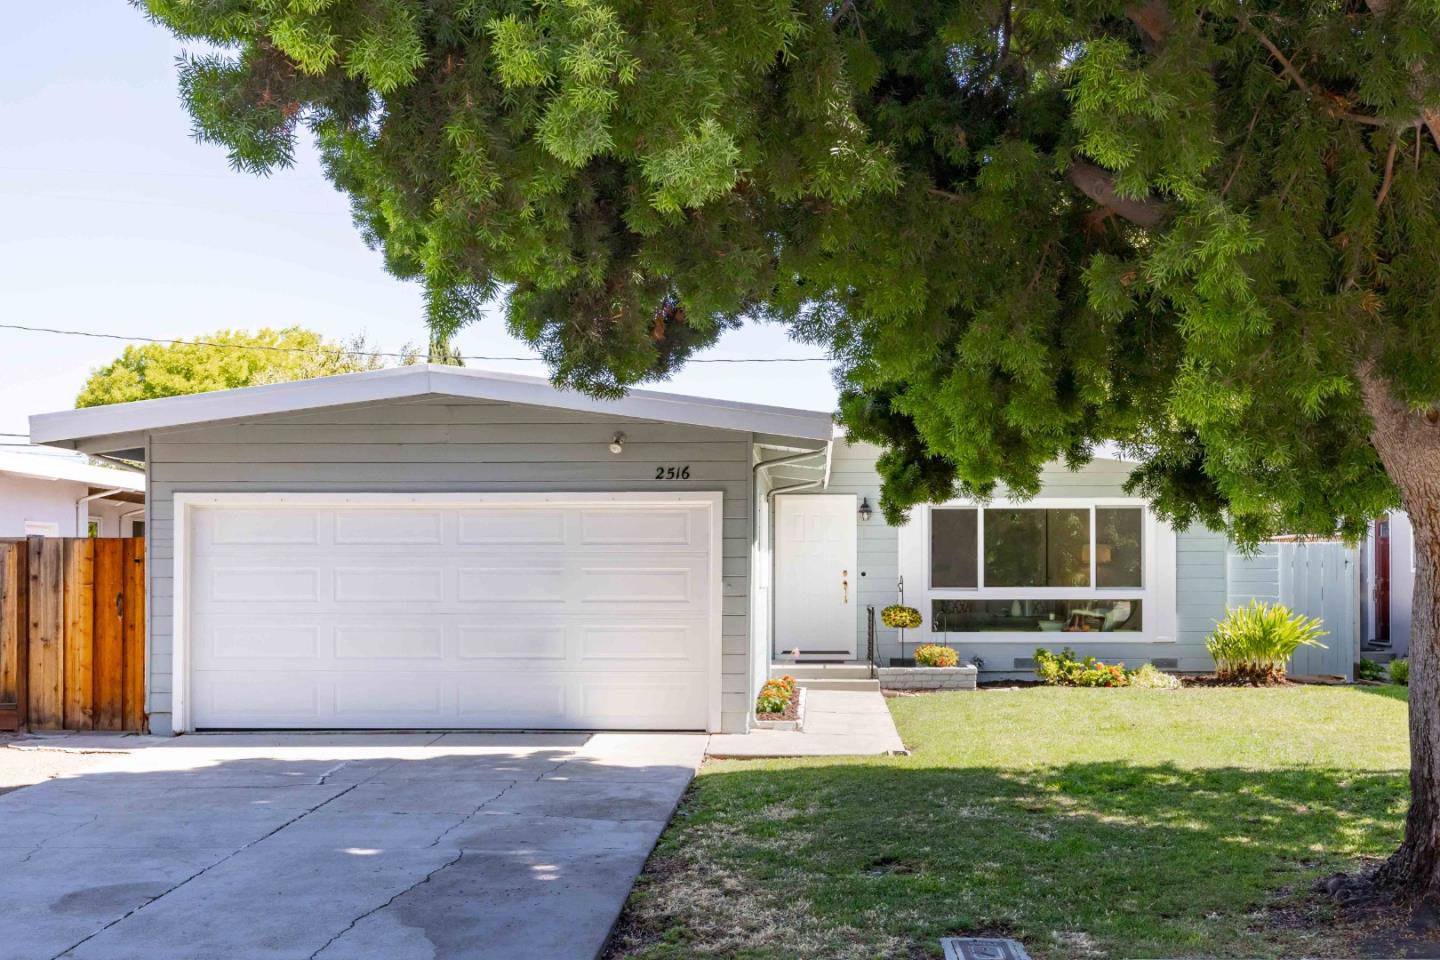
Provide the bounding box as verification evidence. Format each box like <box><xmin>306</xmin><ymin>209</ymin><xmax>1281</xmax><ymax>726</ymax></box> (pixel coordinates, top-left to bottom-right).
<box><xmin>882</xmin><ymin>603</ymin><xmax>922</xmax><ymax>666</ymax></box>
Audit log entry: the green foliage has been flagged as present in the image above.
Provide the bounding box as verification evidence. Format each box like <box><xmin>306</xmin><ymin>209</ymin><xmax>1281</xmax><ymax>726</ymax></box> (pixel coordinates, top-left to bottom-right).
<box><xmin>1390</xmin><ymin>658</ymin><xmax>1410</xmax><ymax>686</ymax></box>
<box><xmin>914</xmin><ymin>644</ymin><xmax>959</xmax><ymax>668</ymax></box>
<box><xmin>756</xmin><ymin>675</ymin><xmax>796</xmax><ymax>715</ymax></box>
<box><xmin>1205</xmin><ymin>602</ymin><xmax>1327</xmax><ymax>685</ymax></box>
<box><xmin>75</xmin><ymin>327</ymin><xmax>388</xmax><ymax>407</ymax></box>
<box><xmin>880</xmin><ymin>604</ymin><xmax>922</xmax><ymax>629</ymax></box>
<box><xmin>1130</xmin><ymin>663</ymin><xmax>1181</xmax><ymax>690</ymax></box>
<box><xmin>1358</xmin><ymin>657</ymin><xmax>1387</xmax><ymax>682</ymax></box>
<box><xmin>138</xmin><ymin>0</ymin><xmax>1440</xmax><ymax>547</ymax></box>
<box><xmin>1034</xmin><ymin>646</ymin><xmax>1132</xmax><ymax>687</ymax></box>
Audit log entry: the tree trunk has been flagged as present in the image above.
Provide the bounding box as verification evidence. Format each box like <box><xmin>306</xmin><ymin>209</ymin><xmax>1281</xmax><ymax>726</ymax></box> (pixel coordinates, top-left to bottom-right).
<box><xmin>1360</xmin><ymin>371</ymin><xmax>1440</xmax><ymax>896</ymax></box>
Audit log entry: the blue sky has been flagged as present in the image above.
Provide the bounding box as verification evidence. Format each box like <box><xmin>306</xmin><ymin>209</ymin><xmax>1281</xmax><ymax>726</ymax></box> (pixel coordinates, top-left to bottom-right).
<box><xmin>0</xmin><ymin>2</ymin><xmax>839</xmax><ymax>438</ymax></box>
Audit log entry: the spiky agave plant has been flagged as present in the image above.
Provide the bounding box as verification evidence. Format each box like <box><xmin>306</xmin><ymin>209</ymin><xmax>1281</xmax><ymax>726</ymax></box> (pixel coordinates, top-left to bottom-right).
<box><xmin>1206</xmin><ymin>602</ymin><xmax>1327</xmax><ymax>685</ymax></box>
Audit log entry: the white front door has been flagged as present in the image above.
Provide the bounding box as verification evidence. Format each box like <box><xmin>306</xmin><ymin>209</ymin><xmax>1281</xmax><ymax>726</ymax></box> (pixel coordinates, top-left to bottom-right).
<box><xmin>179</xmin><ymin>494</ymin><xmax>721</xmax><ymax>731</ymax></box>
<box><xmin>774</xmin><ymin>495</ymin><xmax>858</xmax><ymax>659</ymax></box>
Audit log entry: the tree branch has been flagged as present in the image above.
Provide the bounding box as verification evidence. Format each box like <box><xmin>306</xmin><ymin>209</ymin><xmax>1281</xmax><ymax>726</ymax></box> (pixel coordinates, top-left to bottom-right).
<box><xmin>1066</xmin><ymin>163</ymin><xmax>1171</xmax><ymax>228</ymax></box>
<box><xmin>1377</xmin><ymin>135</ymin><xmax>1400</xmax><ymax>208</ymax></box>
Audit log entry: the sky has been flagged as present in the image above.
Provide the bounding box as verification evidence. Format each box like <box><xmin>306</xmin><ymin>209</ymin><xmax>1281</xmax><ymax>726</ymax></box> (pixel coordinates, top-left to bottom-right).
<box><xmin>0</xmin><ymin>3</ymin><xmax>840</xmax><ymax>442</ymax></box>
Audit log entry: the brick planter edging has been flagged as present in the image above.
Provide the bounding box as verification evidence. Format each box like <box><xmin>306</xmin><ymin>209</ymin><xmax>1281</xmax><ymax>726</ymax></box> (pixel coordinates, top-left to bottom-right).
<box><xmin>879</xmin><ymin>666</ymin><xmax>979</xmax><ymax>691</ymax></box>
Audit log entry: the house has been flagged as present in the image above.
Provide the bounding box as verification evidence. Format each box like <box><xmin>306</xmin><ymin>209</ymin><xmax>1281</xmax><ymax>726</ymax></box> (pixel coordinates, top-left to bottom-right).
<box><xmin>0</xmin><ymin>448</ymin><xmax>145</xmax><ymax>538</ymax></box>
<box><xmin>29</xmin><ymin>365</ymin><xmax>1351</xmax><ymax>738</ymax></box>
<box><xmin>1357</xmin><ymin>510</ymin><xmax>1412</xmax><ymax>659</ymax></box>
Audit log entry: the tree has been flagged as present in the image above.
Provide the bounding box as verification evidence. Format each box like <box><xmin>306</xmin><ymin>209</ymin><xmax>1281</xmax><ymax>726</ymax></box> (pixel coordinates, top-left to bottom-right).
<box><xmin>141</xmin><ymin>0</ymin><xmax>1440</xmax><ymax>897</ymax></box>
<box><xmin>76</xmin><ymin>327</ymin><xmax>386</xmax><ymax>406</ymax></box>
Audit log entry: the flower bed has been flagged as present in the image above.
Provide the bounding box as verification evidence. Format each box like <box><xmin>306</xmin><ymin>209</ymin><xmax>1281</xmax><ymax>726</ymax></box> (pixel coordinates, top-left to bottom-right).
<box><xmin>756</xmin><ymin>675</ymin><xmax>797</xmax><ymax>716</ymax></box>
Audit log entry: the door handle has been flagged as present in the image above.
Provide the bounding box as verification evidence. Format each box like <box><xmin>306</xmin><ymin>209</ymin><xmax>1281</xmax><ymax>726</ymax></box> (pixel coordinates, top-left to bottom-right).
<box><xmin>842</xmin><ymin>569</ymin><xmax>849</xmax><ymax>604</ymax></box>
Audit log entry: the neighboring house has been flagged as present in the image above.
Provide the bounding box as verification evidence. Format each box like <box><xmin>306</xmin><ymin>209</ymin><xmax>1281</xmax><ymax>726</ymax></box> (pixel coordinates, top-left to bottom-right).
<box><xmin>1357</xmin><ymin>510</ymin><xmax>1413</xmax><ymax>659</ymax></box>
<box><xmin>29</xmin><ymin>365</ymin><xmax>1353</xmax><ymax>738</ymax></box>
<box><xmin>0</xmin><ymin>448</ymin><xmax>145</xmax><ymax>538</ymax></box>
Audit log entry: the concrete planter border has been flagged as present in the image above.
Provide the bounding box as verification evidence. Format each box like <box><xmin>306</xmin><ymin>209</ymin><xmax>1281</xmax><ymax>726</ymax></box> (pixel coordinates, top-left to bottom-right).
<box><xmin>752</xmin><ymin>686</ymin><xmax>807</xmax><ymax>731</ymax></box>
<box><xmin>878</xmin><ymin>665</ymin><xmax>979</xmax><ymax>691</ymax></box>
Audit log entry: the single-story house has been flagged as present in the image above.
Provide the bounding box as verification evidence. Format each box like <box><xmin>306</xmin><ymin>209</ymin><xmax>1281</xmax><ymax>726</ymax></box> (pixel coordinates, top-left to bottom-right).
<box><xmin>0</xmin><ymin>448</ymin><xmax>145</xmax><ymax>538</ymax></box>
<box><xmin>29</xmin><ymin>365</ymin><xmax>1350</xmax><ymax>737</ymax></box>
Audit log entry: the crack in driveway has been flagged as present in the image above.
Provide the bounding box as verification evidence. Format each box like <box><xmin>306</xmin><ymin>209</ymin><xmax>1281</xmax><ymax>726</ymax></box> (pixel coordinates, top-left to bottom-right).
<box><xmin>308</xmin><ymin>851</ymin><xmax>466</xmax><ymax>960</ymax></box>
<box><xmin>49</xmin><ymin>781</ymin><xmax>363</xmax><ymax>960</ymax></box>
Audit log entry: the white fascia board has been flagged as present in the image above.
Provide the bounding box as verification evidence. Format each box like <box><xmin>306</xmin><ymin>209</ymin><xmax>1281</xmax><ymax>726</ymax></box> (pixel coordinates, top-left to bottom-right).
<box><xmin>0</xmin><ymin>450</ymin><xmax>145</xmax><ymax>491</ymax></box>
<box><xmin>30</xmin><ymin>364</ymin><xmax>835</xmax><ymax>449</ymax></box>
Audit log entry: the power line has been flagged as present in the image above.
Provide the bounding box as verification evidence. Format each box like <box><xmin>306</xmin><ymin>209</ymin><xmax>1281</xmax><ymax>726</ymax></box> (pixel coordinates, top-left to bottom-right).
<box><xmin>0</xmin><ymin>323</ymin><xmax>833</xmax><ymax>364</ymax></box>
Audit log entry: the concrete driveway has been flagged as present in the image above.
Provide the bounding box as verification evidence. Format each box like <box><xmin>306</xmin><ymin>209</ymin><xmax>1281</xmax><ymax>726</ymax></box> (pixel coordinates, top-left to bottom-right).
<box><xmin>0</xmin><ymin>732</ymin><xmax>706</xmax><ymax>960</ymax></box>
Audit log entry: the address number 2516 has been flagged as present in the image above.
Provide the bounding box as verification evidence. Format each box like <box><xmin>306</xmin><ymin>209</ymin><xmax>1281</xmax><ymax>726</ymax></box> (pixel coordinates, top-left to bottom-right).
<box><xmin>655</xmin><ymin>465</ymin><xmax>691</xmax><ymax>480</ymax></box>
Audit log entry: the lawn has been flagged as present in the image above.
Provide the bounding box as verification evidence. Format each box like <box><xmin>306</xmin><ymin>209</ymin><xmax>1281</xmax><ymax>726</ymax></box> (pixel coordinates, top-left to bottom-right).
<box><xmin>606</xmin><ymin>685</ymin><xmax>1412</xmax><ymax>960</ymax></box>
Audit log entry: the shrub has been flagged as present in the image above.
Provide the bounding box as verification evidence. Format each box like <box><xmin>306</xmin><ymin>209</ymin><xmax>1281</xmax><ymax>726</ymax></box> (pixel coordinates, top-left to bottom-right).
<box><xmin>756</xmin><ymin>676</ymin><xmax>796</xmax><ymax>715</ymax></box>
<box><xmin>1130</xmin><ymin>663</ymin><xmax>1181</xmax><ymax>689</ymax></box>
<box><xmin>914</xmin><ymin>644</ymin><xmax>959</xmax><ymax>668</ymax></box>
<box><xmin>1389</xmin><ymin>658</ymin><xmax>1410</xmax><ymax>686</ymax></box>
<box><xmin>881</xmin><ymin>604</ymin><xmax>922</xmax><ymax>629</ymax></box>
<box><xmin>1357</xmin><ymin>657</ymin><xmax>1386</xmax><ymax>681</ymax></box>
<box><xmin>1034</xmin><ymin>647</ymin><xmax>1132</xmax><ymax>687</ymax></box>
<box><xmin>1205</xmin><ymin>601</ymin><xmax>1326</xmax><ymax>684</ymax></box>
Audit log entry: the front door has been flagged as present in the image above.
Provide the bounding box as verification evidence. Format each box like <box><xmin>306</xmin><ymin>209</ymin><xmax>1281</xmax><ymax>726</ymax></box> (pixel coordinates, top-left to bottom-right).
<box><xmin>774</xmin><ymin>495</ymin><xmax>858</xmax><ymax>659</ymax></box>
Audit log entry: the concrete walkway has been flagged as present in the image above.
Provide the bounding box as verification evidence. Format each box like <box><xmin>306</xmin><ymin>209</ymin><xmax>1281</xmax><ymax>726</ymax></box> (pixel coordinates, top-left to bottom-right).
<box><xmin>707</xmin><ymin>689</ymin><xmax>907</xmax><ymax>758</ymax></box>
<box><xmin>0</xmin><ymin>732</ymin><xmax>705</xmax><ymax>960</ymax></box>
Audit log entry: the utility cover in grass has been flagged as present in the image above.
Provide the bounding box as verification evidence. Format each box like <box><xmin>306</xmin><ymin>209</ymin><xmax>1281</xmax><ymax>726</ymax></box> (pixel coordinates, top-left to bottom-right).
<box><xmin>941</xmin><ymin>938</ymin><xmax>1032</xmax><ymax>960</ymax></box>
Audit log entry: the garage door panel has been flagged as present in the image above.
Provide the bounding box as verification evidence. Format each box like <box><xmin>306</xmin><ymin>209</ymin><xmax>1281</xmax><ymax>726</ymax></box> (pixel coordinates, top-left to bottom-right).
<box><xmin>334</xmin><ymin>624</ymin><xmax>445</xmax><ymax>661</ymax></box>
<box><xmin>186</xmin><ymin>499</ymin><xmax>716</xmax><ymax>730</ymax></box>
<box><xmin>578</xmin><ymin>623</ymin><xmax>708</xmax><ymax>666</ymax></box>
<box><xmin>334</xmin><ymin>674</ymin><xmax>444</xmax><ymax>718</ymax></box>
<box><xmin>456</xmin><ymin>677</ymin><xmax>567</xmax><ymax>725</ymax></box>
<box><xmin>456</xmin><ymin>622</ymin><xmax>567</xmax><ymax>660</ymax></box>
<box><xmin>202</xmin><ymin>622</ymin><xmax>323</xmax><ymax>661</ymax></box>
<box><xmin>334</xmin><ymin>566</ymin><xmax>446</xmax><ymax>603</ymax></box>
<box><xmin>207</xmin><ymin>510</ymin><xmax>319</xmax><ymax>546</ymax></box>
<box><xmin>456</xmin><ymin>510</ymin><xmax>567</xmax><ymax>545</ymax></box>
<box><xmin>577</xmin><ymin>674</ymin><xmax>708</xmax><ymax>727</ymax></box>
<box><xmin>208</xmin><ymin>566</ymin><xmax>321</xmax><ymax>603</ymax></box>
<box><xmin>456</xmin><ymin>565</ymin><xmax>566</xmax><ymax>603</ymax></box>
<box><xmin>333</xmin><ymin>510</ymin><xmax>444</xmax><ymax>544</ymax></box>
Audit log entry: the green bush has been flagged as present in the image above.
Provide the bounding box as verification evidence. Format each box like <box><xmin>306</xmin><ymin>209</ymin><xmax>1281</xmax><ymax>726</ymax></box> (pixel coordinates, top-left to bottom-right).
<box><xmin>1130</xmin><ymin>663</ymin><xmax>1181</xmax><ymax>689</ymax></box>
<box><xmin>1389</xmin><ymin>658</ymin><xmax>1410</xmax><ymax>686</ymax></box>
<box><xmin>915</xmin><ymin>644</ymin><xmax>960</xmax><ymax>668</ymax></box>
<box><xmin>1357</xmin><ymin>657</ymin><xmax>1386</xmax><ymax>681</ymax></box>
<box><xmin>1205</xmin><ymin>601</ymin><xmax>1326</xmax><ymax>684</ymax></box>
<box><xmin>1034</xmin><ymin>647</ymin><xmax>1131</xmax><ymax>687</ymax></box>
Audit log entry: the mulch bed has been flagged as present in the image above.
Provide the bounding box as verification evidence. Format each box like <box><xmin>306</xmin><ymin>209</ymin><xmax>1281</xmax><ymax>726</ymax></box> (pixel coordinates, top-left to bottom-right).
<box><xmin>1181</xmin><ymin>674</ymin><xmax>1296</xmax><ymax>688</ymax></box>
<box><xmin>755</xmin><ymin>693</ymin><xmax>799</xmax><ymax>722</ymax></box>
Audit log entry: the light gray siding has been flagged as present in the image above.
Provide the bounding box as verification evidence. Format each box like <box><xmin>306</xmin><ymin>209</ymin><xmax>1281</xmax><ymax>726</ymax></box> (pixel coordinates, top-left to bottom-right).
<box><xmin>827</xmin><ymin>443</ymin><xmax>1234</xmax><ymax>672</ymax></box>
<box><xmin>144</xmin><ymin>394</ymin><xmax>755</xmax><ymax>734</ymax></box>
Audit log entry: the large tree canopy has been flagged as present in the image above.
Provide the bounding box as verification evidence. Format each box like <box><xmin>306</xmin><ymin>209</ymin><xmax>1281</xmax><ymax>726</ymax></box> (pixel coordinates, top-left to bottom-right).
<box><xmin>143</xmin><ymin>0</ymin><xmax>1440</xmax><ymax>895</ymax></box>
<box><xmin>76</xmin><ymin>327</ymin><xmax>386</xmax><ymax>405</ymax></box>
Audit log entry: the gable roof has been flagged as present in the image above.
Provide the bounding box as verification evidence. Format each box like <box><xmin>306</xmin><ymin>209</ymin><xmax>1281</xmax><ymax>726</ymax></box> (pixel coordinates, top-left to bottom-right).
<box><xmin>0</xmin><ymin>449</ymin><xmax>144</xmax><ymax>492</ymax></box>
<box><xmin>30</xmin><ymin>365</ymin><xmax>835</xmax><ymax>453</ymax></box>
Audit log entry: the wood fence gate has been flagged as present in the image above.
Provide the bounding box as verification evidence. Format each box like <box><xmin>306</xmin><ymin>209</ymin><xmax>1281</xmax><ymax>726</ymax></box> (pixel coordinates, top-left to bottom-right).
<box><xmin>0</xmin><ymin>537</ymin><xmax>146</xmax><ymax>732</ymax></box>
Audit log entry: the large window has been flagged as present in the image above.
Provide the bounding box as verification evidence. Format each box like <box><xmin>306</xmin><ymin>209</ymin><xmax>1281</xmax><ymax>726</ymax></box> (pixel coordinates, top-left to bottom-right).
<box><xmin>928</xmin><ymin>504</ymin><xmax>1147</xmax><ymax>634</ymax></box>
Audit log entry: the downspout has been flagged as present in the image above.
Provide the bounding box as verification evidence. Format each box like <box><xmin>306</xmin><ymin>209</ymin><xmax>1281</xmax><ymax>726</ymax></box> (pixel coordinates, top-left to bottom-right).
<box><xmin>752</xmin><ymin>446</ymin><xmax>829</xmax><ymax>686</ymax></box>
<box><xmin>76</xmin><ymin>489</ymin><xmax>125</xmax><ymax>537</ymax></box>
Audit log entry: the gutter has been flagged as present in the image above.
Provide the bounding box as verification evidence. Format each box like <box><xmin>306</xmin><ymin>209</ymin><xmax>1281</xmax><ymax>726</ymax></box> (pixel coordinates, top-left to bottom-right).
<box><xmin>76</xmin><ymin>488</ymin><xmax>126</xmax><ymax>537</ymax></box>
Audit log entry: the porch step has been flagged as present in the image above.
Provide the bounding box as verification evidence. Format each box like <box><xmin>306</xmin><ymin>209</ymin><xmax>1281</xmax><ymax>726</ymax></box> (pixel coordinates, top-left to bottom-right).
<box><xmin>771</xmin><ymin>663</ymin><xmax>873</xmax><ymax>681</ymax></box>
<box><xmin>793</xmin><ymin>678</ymin><xmax>882</xmax><ymax>692</ymax></box>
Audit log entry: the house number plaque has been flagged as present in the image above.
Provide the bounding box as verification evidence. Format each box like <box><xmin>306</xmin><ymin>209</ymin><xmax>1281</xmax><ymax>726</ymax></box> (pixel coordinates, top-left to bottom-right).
<box><xmin>654</xmin><ymin>466</ymin><xmax>692</xmax><ymax>479</ymax></box>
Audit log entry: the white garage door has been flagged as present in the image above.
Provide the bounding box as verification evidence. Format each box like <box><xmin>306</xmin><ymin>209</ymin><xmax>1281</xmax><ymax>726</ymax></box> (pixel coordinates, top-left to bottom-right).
<box><xmin>182</xmin><ymin>495</ymin><xmax>719</xmax><ymax>731</ymax></box>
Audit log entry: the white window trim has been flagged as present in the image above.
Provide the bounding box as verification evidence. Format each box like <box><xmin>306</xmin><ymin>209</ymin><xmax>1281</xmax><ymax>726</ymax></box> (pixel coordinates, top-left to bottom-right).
<box><xmin>171</xmin><ymin>491</ymin><xmax>726</xmax><ymax>735</ymax></box>
<box><xmin>900</xmin><ymin>496</ymin><xmax>1177</xmax><ymax>644</ymax></box>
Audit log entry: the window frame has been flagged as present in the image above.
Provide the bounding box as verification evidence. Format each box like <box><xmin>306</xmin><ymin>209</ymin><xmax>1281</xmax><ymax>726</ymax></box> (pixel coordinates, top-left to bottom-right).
<box><xmin>908</xmin><ymin>496</ymin><xmax>1175</xmax><ymax>644</ymax></box>
<box><xmin>929</xmin><ymin>503</ymin><xmax>1146</xmax><ymax>595</ymax></box>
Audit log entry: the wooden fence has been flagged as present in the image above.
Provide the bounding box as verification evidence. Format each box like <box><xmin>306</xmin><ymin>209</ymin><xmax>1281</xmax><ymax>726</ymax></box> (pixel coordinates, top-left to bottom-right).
<box><xmin>0</xmin><ymin>537</ymin><xmax>146</xmax><ymax>732</ymax></box>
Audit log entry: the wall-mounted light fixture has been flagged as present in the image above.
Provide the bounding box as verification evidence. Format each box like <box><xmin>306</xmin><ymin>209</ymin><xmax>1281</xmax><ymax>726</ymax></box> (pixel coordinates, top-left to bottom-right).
<box><xmin>858</xmin><ymin>497</ymin><xmax>873</xmax><ymax>522</ymax></box>
<box><xmin>608</xmin><ymin>432</ymin><xmax>626</xmax><ymax>455</ymax></box>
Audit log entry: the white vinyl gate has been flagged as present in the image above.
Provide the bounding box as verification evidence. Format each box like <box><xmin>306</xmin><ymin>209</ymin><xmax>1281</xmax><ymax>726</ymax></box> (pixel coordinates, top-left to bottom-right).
<box><xmin>1278</xmin><ymin>541</ymin><xmax>1359</xmax><ymax>680</ymax></box>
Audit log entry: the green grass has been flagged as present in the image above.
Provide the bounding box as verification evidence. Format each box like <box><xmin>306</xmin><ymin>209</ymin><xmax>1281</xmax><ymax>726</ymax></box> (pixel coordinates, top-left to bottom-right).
<box><xmin>607</xmin><ymin>686</ymin><xmax>1410</xmax><ymax>960</ymax></box>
